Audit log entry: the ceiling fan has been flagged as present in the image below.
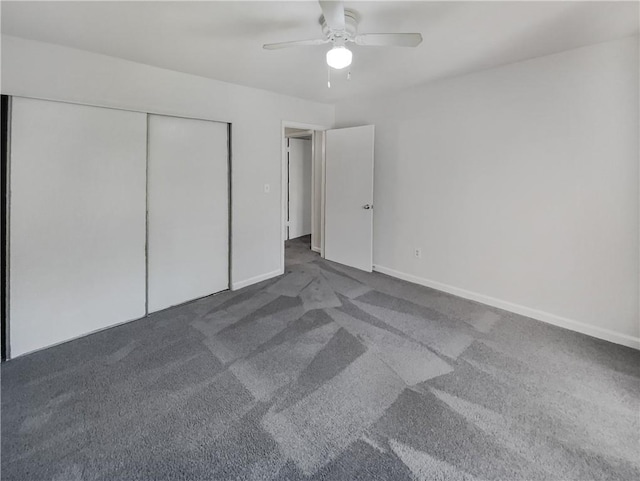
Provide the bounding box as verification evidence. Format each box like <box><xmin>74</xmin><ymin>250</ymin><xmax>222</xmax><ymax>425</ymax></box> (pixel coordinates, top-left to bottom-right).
<box><xmin>263</xmin><ymin>1</ymin><xmax>422</xmax><ymax>71</ymax></box>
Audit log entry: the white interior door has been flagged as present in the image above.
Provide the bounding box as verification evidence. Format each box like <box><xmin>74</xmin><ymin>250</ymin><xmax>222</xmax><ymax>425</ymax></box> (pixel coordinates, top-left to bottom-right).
<box><xmin>9</xmin><ymin>98</ymin><xmax>147</xmax><ymax>357</ymax></box>
<box><xmin>288</xmin><ymin>138</ymin><xmax>312</xmax><ymax>239</ymax></box>
<box><xmin>147</xmin><ymin>115</ymin><xmax>229</xmax><ymax>313</ymax></box>
<box><xmin>324</xmin><ymin>125</ymin><xmax>375</xmax><ymax>272</ymax></box>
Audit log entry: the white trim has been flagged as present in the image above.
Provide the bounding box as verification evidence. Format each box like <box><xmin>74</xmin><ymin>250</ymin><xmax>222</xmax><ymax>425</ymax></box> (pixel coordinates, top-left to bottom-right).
<box><xmin>285</xmin><ymin>130</ymin><xmax>313</xmax><ymax>139</ymax></box>
<box><xmin>320</xmin><ymin>130</ymin><xmax>326</xmax><ymax>258</ymax></box>
<box><xmin>231</xmin><ymin>268</ymin><xmax>282</xmax><ymax>291</ymax></box>
<box><xmin>311</xmin><ymin>131</ymin><xmax>316</xmax><ymax>249</ymax></box>
<box><xmin>4</xmin><ymin>96</ymin><xmax>13</xmax><ymax>360</ymax></box>
<box><xmin>8</xmin><ymin>94</ymin><xmax>232</xmax><ymax>125</ymax></box>
<box><xmin>311</xmin><ymin>130</ymin><xmax>324</xmax><ymax>255</ymax></box>
<box><xmin>373</xmin><ymin>264</ymin><xmax>640</xmax><ymax>350</ymax></box>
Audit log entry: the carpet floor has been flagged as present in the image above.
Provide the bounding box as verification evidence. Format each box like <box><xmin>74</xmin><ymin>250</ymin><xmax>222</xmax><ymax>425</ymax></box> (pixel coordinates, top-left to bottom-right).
<box><xmin>2</xmin><ymin>235</ymin><xmax>639</xmax><ymax>480</ymax></box>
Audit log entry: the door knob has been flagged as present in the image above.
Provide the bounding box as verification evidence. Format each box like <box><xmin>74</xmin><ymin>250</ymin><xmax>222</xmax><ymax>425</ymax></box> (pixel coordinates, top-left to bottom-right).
<box><xmin>363</xmin><ymin>204</ymin><xmax>373</xmax><ymax>210</ymax></box>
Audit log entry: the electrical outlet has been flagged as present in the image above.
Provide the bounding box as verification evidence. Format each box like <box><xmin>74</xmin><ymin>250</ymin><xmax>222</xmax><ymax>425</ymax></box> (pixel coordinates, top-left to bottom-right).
<box><xmin>264</xmin><ymin>184</ymin><xmax>270</xmax><ymax>193</ymax></box>
<box><xmin>414</xmin><ymin>248</ymin><xmax>422</xmax><ymax>259</ymax></box>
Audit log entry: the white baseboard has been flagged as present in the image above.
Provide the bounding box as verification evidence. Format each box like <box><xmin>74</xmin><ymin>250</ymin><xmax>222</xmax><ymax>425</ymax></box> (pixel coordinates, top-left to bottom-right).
<box><xmin>372</xmin><ymin>264</ymin><xmax>640</xmax><ymax>350</ymax></box>
<box><xmin>231</xmin><ymin>269</ymin><xmax>283</xmax><ymax>291</ymax></box>
<box><xmin>311</xmin><ymin>246</ymin><xmax>321</xmax><ymax>253</ymax></box>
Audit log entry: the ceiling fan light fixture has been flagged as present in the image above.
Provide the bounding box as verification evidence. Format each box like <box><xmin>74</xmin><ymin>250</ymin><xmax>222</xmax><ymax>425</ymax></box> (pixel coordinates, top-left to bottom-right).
<box><xmin>326</xmin><ymin>46</ymin><xmax>352</xmax><ymax>69</ymax></box>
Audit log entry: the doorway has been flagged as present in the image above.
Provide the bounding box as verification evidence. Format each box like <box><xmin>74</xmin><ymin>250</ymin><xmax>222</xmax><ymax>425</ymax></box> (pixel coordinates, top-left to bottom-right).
<box><xmin>280</xmin><ymin>122</ymin><xmax>375</xmax><ymax>274</ymax></box>
<box><xmin>286</xmin><ymin>128</ymin><xmax>312</xmax><ymax>241</ymax></box>
<box><xmin>285</xmin><ymin>128</ymin><xmax>314</xmax><ymax>266</ymax></box>
<box><xmin>280</xmin><ymin>122</ymin><xmax>328</xmax><ymax>274</ymax></box>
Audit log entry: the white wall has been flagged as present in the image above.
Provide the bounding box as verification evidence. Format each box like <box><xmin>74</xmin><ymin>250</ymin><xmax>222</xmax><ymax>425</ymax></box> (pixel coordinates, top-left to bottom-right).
<box><xmin>1</xmin><ymin>35</ymin><xmax>334</xmax><ymax>290</ymax></box>
<box><xmin>335</xmin><ymin>36</ymin><xmax>639</xmax><ymax>348</ymax></box>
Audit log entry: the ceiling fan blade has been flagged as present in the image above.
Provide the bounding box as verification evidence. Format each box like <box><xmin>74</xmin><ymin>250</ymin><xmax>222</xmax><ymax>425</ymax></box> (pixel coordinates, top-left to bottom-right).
<box><xmin>319</xmin><ymin>1</ymin><xmax>345</xmax><ymax>31</ymax></box>
<box><xmin>263</xmin><ymin>38</ymin><xmax>330</xmax><ymax>50</ymax></box>
<box><xmin>354</xmin><ymin>33</ymin><xmax>423</xmax><ymax>47</ymax></box>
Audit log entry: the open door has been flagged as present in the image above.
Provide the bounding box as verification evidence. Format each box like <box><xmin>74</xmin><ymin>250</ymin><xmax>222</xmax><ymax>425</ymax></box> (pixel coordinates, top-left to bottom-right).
<box><xmin>324</xmin><ymin>125</ymin><xmax>374</xmax><ymax>272</ymax></box>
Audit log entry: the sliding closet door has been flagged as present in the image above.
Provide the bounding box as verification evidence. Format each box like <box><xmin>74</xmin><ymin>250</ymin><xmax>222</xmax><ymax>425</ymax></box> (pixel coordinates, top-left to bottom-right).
<box><xmin>9</xmin><ymin>98</ymin><xmax>147</xmax><ymax>357</ymax></box>
<box><xmin>147</xmin><ymin>115</ymin><xmax>229</xmax><ymax>313</ymax></box>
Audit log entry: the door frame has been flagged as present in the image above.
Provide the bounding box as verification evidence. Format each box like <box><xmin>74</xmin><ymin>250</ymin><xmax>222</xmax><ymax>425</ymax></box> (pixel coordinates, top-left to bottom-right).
<box><xmin>1</xmin><ymin>95</ymin><xmax>11</xmax><ymax>361</ymax></box>
<box><xmin>280</xmin><ymin>121</ymin><xmax>330</xmax><ymax>275</ymax></box>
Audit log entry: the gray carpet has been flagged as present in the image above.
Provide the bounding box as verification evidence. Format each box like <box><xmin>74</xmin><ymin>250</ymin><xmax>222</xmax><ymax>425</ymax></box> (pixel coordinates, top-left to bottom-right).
<box><xmin>2</xmin><ymin>235</ymin><xmax>639</xmax><ymax>480</ymax></box>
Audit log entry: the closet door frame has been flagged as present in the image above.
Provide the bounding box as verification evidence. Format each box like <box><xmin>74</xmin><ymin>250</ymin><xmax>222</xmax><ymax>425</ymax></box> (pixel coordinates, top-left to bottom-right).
<box><xmin>2</xmin><ymin>95</ymin><xmax>11</xmax><ymax>361</ymax></box>
<box><xmin>2</xmin><ymin>95</ymin><xmax>232</xmax><ymax>359</ymax></box>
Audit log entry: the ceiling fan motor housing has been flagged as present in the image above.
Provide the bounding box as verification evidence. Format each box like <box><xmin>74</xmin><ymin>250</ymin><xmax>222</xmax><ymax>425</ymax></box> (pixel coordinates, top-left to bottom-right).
<box><xmin>320</xmin><ymin>8</ymin><xmax>359</xmax><ymax>44</ymax></box>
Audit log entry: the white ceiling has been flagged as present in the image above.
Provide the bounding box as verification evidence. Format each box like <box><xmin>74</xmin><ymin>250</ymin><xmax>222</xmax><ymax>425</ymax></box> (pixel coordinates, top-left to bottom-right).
<box><xmin>2</xmin><ymin>1</ymin><xmax>638</xmax><ymax>103</ymax></box>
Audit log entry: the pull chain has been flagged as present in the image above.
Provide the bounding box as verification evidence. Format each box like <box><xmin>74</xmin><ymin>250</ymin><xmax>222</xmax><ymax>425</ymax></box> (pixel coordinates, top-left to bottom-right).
<box><xmin>327</xmin><ymin>65</ymin><xmax>331</xmax><ymax>88</ymax></box>
<box><xmin>347</xmin><ymin>70</ymin><xmax>351</xmax><ymax>81</ymax></box>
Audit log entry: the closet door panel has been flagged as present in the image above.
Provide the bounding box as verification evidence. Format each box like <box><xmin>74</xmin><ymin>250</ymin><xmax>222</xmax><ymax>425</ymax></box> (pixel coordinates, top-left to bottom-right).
<box><xmin>147</xmin><ymin>115</ymin><xmax>229</xmax><ymax>313</ymax></box>
<box><xmin>9</xmin><ymin>98</ymin><xmax>147</xmax><ymax>357</ymax></box>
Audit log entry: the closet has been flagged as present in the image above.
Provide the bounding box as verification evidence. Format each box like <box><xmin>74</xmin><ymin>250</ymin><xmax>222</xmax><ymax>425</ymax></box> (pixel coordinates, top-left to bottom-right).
<box><xmin>8</xmin><ymin>98</ymin><xmax>230</xmax><ymax>358</ymax></box>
